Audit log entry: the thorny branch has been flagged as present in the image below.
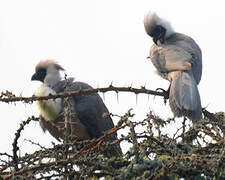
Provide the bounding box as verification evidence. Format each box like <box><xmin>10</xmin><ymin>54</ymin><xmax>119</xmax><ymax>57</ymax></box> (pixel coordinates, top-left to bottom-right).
<box><xmin>0</xmin><ymin>85</ymin><xmax>165</xmax><ymax>103</ymax></box>
<box><xmin>0</xmin><ymin>87</ymin><xmax>224</xmax><ymax>179</ymax></box>
<box><xmin>12</xmin><ymin>116</ymin><xmax>39</xmax><ymax>171</ymax></box>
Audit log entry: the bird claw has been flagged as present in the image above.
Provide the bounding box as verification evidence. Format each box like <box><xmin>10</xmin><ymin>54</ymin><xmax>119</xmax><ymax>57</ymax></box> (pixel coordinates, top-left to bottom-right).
<box><xmin>156</xmin><ymin>88</ymin><xmax>169</xmax><ymax>104</ymax></box>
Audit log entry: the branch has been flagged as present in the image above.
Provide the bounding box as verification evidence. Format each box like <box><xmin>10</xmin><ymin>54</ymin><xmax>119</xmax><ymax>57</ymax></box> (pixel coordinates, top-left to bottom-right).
<box><xmin>12</xmin><ymin>116</ymin><xmax>40</xmax><ymax>170</ymax></box>
<box><xmin>0</xmin><ymin>85</ymin><xmax>165</xmax><ymax>103</ymax></box>
<box><xmin>2</xmin><ymin>115</ymin><xmax>128</xmax><ymax>179</ymax></box>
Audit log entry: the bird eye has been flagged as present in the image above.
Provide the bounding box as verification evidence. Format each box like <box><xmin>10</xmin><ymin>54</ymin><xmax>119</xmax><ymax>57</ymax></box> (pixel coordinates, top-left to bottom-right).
<box><xmin>32</xmin><ymin>68</ymin><xmax>47</xmax><ymax>82</ymax></box>
<box><xmin>155</xmin><ymin>25</ymin><xmax>162</xmax><ymax>34</ymax></box>
<box><xmin>37</xmin><ymin>68</ymin><xmax>47</xmax><ymax>76</ymax></box>
<box><xmin>38</xmin><ymin>68</ymin><xmax>46</xmax><ymax>74</ymax></box>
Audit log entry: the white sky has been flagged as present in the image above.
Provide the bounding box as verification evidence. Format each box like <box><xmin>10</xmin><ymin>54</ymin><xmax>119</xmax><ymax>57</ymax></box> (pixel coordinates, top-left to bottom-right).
<box><xmin>0</xmin><ymin>0</ymin><xmax>225</xmax><ymax>155</ymax></box>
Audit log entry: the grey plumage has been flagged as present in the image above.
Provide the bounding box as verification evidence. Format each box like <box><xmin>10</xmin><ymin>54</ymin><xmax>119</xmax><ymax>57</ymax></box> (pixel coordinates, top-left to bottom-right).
<box><xmin>31</xmin><ymin>60</ymin><xmax>122</xmax><ymax>156</ymax></box>
<box><xmin>144</xmin><ymin>12</ymin><xmax>202</xmax><ymax>121</ymax></box>
<box><xmin>53</xmin><ymin>79</ymin><xmax>116</xmax><ymax>139</ymax></box>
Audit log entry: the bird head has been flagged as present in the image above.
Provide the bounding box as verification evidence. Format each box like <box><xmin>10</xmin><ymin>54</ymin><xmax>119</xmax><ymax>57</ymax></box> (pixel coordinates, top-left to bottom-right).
<box><xmin>31</xmin><ymin>60</ymin><xmax>64</xmax><ymax>87</ymax></box>
<box><xmin>144</xmin><ymin>12</ymin><xmax>174</xmax><ymax>45</ymax></box>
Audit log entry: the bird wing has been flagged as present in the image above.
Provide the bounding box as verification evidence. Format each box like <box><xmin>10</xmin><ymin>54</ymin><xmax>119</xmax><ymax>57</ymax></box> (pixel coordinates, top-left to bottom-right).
<box><xmin>66</xmin><ymin>81</ymin><xmax>122</xmax><ymax>155</ymax></box>
<box><xmin>69</xmin><ymin>81</ymin><xmax>115</xmax><ymax>138</ymax></box>
<box><xmin>39</xmin><ymin>116</ymin><xmax>64</xmax><ymax>141</ymax></box>
<box><xmin>150</xmin><ymin>33</ymin><xmax>202</xmax><ymax>84</ymax></box>
<box><xmin>53</xmin><ymin>79</ymin><xmax>116</xmax><ymax>139</ymax></box>
<box><xmin>150</xmin><ymin>43</ymin><xmax>192</xmax><ymax>73</ymax></box>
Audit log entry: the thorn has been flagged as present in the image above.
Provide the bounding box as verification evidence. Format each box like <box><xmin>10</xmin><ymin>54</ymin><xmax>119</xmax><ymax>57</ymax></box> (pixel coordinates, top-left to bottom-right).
<box><xmin>116</xmin><ymin>92</ymin><xmax>119</xmax><ymax>104</ymax></box>
<box><xmin>97</xmin><ymin>84</ymin><xmax>100</xmax><ymax>92</ymax></box>
<box><xmin>109</xmin><ymin>81</ymin><xmax>114</xmax><ymax>88</ymax></box>
<box><xmin>128</xmin><ymin>108</ymin><xmax>134</xmax><ymax>116</ymax></box>
<box><xmin>64</xmin><ymin>73</ymin><xmax>68</xmax><ymax>80</ymax></box>
<box><xmin>136</xmin><ymin>94</ymin><xmax>138</xmax><ymax>105</ymax></box>
<box><xmin>142</xmin><ymin>83</ymin><xmax>147</xmax><ymax>89</ymax></box>
<box><xmin>130</xmin><ymin>82</ymin><xmax>133</xmax><ymax>88</ymax></box>
<box><xmin>153</xmin><ymin>94</ymin><xmax>156</xmax><ymax>101</ymax></box>
<box><xmin>163</xmin><ymin>98</ymin><xmax>167</xmax><ymax>105</ymax></box>
<box><xmin>203</xmin><ymin>103</ymin><xmax>210</xmax><ymax>109</ymax></box>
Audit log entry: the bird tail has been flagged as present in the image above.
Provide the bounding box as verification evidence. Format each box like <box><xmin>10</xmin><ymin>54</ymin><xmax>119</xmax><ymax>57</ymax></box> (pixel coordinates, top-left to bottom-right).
<box><xmin>169</xmin><ymin>71</ymin><xmax>202</xmax><ymax>121</ymax></box>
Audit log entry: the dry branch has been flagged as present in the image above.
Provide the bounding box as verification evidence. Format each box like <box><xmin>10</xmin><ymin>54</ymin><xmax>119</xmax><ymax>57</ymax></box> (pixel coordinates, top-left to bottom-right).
<box><xmin>0</xmin><ymin>85</ymin><xmax>165</xmax><ymax>103</ymax></box>
<box><xmin>0</xmin><ymin>86</ymin><xmax>225</xmax><ymax>179</ymax></box>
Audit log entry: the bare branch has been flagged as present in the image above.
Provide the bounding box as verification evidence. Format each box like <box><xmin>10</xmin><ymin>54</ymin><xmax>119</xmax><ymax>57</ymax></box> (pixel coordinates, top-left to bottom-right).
<box><xmin>0</xmin><ymin>85</ymin><xmax>165</xmax><ymax>103</ymax></box>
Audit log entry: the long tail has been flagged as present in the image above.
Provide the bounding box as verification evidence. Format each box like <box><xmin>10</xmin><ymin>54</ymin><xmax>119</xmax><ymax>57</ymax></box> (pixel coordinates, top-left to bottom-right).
<box><xmin>169</xmin><ymin>71</ymin><xmax>202</xmax><ymax>121</ymax></box>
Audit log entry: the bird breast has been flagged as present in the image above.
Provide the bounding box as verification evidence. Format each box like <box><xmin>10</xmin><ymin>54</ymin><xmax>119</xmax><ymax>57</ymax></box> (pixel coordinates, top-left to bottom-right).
<box><xmin>35</xmin><ymin>84</ymin><xmax>62</xmax><ymax>122</ymax></box>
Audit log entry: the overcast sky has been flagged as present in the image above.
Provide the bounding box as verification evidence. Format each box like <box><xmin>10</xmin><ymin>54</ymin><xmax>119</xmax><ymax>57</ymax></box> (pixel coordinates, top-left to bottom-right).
<box><xmin>0</xmin><ymin>0</ymin><xmax>225</xmax><ymax>155</ymax></box>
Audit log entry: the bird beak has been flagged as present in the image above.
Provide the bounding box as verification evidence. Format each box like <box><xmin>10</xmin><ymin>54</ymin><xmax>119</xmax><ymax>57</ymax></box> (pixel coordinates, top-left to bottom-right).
<box><xmin>153</xmin><ymin>32</ymin><xmax>164</xmax><ymax>45</ymax></box>
<box><xmin>153</xmin><ymin>36</ymin><xmax>158</xmax><ymax>45</ymax></box>
<box><xmin>31</xmin><ymin>73</ymin><xmax>38</xmax><ymax>81</ymax></box>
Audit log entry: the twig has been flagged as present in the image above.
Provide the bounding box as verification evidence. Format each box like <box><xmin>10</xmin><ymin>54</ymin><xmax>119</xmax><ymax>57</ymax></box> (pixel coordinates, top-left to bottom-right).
<box><xmin>12</xmin><ymin>116</ymin><xmax>39</xmax><ymax>170</ymax></box>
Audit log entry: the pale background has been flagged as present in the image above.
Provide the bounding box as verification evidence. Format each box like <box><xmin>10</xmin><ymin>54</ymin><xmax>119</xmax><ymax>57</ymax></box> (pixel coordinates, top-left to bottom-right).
<box><xmin>0</xmin><ymin>0</ymin><xmax>224</xmax><ymax>155</ymax></box>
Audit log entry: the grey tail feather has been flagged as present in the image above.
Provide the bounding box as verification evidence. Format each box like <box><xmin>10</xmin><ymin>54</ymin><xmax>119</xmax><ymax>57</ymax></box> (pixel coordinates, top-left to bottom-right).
<box><xmin>169</xmin><ymin>71</ymin><xmax>202</xmax><ymax>121</ymax></box>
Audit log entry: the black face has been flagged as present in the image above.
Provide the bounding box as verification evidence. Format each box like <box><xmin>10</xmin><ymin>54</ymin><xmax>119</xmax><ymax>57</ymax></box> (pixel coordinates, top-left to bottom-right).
<box><xmin>31</xmin><ymin>68</ymin><xmax>47</xmax><ymax>82</ymax></box>
<box><xmin>152</xmin><ymin>25</ymin><xmax>166</xmax><ymax>45</ymax></box>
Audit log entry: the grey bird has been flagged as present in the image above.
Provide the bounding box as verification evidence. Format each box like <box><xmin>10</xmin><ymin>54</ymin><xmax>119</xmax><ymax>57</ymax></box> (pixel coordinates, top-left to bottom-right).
<box><xmin>31</xmin><ymin>60</ymin><xmax>122</xmax><ymax>156</ymax></box>
<box><xmin>144</xmin><ymin>12</ymin><xmax>202</xmax><ymax>121</ymax></box>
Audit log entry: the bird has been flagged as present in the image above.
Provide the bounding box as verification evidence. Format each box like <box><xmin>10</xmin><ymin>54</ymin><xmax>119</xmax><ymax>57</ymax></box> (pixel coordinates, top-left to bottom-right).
<box><xmin>31</xmin><ymin>60</ymin><xmax>122</xmax><ymax>156</ymax></box>
<box><xmin>144</xmin><ymin>12</ymin><xmax>202</xmax><ymax>121</ymax></box>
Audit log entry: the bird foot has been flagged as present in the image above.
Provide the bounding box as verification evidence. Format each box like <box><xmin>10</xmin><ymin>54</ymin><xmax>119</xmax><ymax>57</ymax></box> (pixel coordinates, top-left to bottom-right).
<box><xmin>156</xmin><ymin>88</ymin><xmax>169</xmax><ymax>104</ymax></box>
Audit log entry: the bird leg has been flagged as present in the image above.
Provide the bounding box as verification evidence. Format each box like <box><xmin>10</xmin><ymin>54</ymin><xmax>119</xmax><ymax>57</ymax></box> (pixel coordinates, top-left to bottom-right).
<box><xmin>156</xmin><ymin>85</ymin><xmax>170</xmax><ymax>104</ymax></box>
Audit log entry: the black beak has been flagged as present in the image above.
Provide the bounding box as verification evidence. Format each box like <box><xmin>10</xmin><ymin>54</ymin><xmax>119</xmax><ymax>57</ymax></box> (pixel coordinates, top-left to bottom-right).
<box><xmin>31</xmin><ymin>73</ymin><xmax>38</xmax><ymax>81</ymax></box>
<box><xmin>153</xmin><ymin>36</ymin><xmax>158</xmax><ymax>45</ymax></box>
<box><xmin>31</xmin><ymin>72</ymin><xmax>45</xmax><ymax>82</ymax></box>
<box><xmin>153</xmin><ymin>34</ymin><xmax>164</xmax><ymax>45</ymax></box>
<box><xmin>152</xmin><ymin>25</ymin><xmax>166</xmax><ymax>45</ymax></box>
<box><xmin>31</xmin><ymin>68</ymin><xmax>46</xmax><ymax>82</ymax></box>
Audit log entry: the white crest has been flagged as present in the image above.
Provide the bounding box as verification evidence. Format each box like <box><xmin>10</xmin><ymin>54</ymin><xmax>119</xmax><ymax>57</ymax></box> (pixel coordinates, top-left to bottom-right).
<box><xmin>35</xmin><ymin>60</ymin><xmax>64</xmax><ymax>87</ymax></box>
<box><xmin>144</xmin><ymin>11</ymin><xmax>174</xmax><ymax>38</ymax></box>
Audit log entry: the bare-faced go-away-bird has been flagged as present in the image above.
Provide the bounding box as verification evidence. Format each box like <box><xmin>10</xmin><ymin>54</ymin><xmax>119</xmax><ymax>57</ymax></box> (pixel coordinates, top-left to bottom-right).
<box><xmin>144</xmin><ymin>12</ymin><xmax>202</xmax><ymax>121</ymax></box>
<box><xmin>31</xmin><ymin>60</ymin><xmax>122</xmax><ymax>156</ymax></box>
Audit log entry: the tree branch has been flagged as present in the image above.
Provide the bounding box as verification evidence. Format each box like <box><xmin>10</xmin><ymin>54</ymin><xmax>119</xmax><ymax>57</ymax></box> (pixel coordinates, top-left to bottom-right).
<box><xmin>0</xmin><ymin>85</ymin><xmax>165</xmax><ymax>103</ymax></box>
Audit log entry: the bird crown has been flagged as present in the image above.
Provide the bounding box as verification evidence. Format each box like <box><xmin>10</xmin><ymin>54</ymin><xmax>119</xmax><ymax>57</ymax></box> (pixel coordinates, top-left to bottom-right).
<box><xmin>35</xmin><ymin>60</ymin><xmax>64</xmax><ymax>72</ymax></box>
<box><xmin>144</xmin><ymin>11</ymin><xmax>174</xmax><ymax>38</ymax></box>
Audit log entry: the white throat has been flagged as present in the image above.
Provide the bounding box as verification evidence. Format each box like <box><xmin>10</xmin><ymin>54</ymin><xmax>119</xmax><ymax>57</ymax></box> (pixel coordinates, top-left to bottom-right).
<box><xmin>35</xmin><ymin>84</ymin><xmax>62</xmax><ymax>122</ymax></box>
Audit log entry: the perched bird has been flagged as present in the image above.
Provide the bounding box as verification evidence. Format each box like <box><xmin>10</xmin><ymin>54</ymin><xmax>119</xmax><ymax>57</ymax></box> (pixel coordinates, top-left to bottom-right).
<box><xmin>31</xmin><ymin>60</ymin><xmax>122</xmax><ymax>156</ymax></box>
<box><xmin>144</xmin><ymin>12</ymin><xmax>202</xmax><ymax>121</ymax></box>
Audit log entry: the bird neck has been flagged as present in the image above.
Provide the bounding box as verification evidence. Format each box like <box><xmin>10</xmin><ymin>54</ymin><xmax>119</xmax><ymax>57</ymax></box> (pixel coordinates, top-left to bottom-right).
<box><xmin>44</xmin><ymin>73</ymin><xmax>61</xmax><ymax>88</ymax></box>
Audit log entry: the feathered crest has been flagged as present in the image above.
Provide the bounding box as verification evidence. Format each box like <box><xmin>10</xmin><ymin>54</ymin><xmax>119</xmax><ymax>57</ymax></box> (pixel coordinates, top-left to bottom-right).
<box><xmin>35</xmin><ymin>60</ymin><xmax>64</xmax><ymax>72</ymax></box>
<box><xmin>144</xmin><ymin>11</ymin><xmax>174</xmax><ymax>38</ymax></box>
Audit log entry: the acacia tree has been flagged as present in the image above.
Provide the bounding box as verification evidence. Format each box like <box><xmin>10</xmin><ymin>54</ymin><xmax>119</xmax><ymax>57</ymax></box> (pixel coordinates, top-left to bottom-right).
<box><xmin>0</xmin><ymin>86</ymin><xmax>224</xmax><ymax>180</ymax></box>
